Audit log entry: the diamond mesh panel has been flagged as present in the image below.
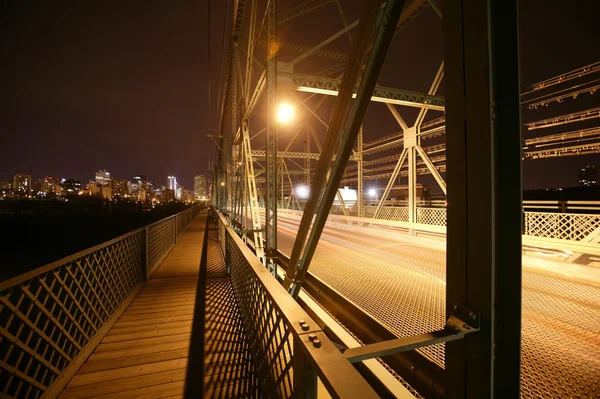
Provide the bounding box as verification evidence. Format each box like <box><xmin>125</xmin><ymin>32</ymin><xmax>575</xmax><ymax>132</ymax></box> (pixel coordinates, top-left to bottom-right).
<box><xmin>417</xmin><ymin>207</ymin><xmax>447</xmax><ymax>226</ymax></box>
<box><xmin>227</xmin><ymin>239</ymin><xmax>294</xmax><ymax>398</ymax></box>
<box><xmin>176</xmin><ymin>214</ymin><xmax>186</xmax><ymax>239</ymax></box>
<box><xmin>524</xmin><ymin>211</ymin><xmax>600</xmax><ymax>240</ymax></box>
<box><xmin>147</xmin><ymin>218</ymin><xmax>174</xmax><ymax>275</ymax></box>
<box><xmin>0</xmin><ymin>232</ymin><xmax>143</xmax><ymax>398</ymax></box>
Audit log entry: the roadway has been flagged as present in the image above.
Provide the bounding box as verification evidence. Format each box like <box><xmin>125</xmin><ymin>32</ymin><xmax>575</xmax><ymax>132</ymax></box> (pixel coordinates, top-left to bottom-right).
<box><xmin>264</xmin><ymin>210</ymin><xmax>600</xmax><ymax>398</ymax></box>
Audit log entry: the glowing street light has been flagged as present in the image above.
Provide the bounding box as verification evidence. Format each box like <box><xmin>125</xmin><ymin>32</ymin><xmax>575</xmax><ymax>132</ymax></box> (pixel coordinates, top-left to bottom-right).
<box><xmin>295</xmin><ymin>184</ymin><xmax>309</xmax><ymax>200</ymax></box>
<box><xmin>221</xmin><ymin>182</ymin><xmax>225</xmax><ymax>187</ymax></box>
<box><xmin>277</xmin><ymin>103</ymin><xmax>295</xmax><ymax>124</ymax></box>
<box><xmin>368</xmin><ymin>188</ymin><xmax>377</xmax><ymax>198</ymax></box>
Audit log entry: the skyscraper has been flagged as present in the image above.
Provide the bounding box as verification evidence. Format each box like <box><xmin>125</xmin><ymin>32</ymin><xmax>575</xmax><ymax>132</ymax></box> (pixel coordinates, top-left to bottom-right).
<box><xmin>95</xmin><ymin>170</ymin><xmax>111</xmax><ymax>186</ymax></box>
<box><xmin>13</xmin><ymin>174</ymin><xmax>32</xmax><ymax>197</ymax></box>
<box><xmin>194</xmin><ymin>175</ymin><xmax>207</xmax><ymax>199</ymax></box>
<box><xmin>579</xmin><ymin>165</ymin><xmax>598</xmax><ymax>186</ymax></box>
<box><xmin>168</xmin><ymin>176</ymin><xmax>177</xmax><ymax>191</ymax></box>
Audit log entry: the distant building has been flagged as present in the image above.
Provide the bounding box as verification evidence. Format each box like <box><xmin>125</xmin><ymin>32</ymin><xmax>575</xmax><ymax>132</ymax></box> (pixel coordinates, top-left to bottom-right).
<box><xmin>168</xmin><ymin>176</ymin><xmax>177</xmax><ymax>191</ymax></box>
<box><xmin>111</xmin><ymin>179</ymin><xmax>128</xmax><ymax>198</ymax></box>
<box><xmin>13</xmin><ymin>174</ymin><xmax>32</xmax><ymax>197</ymax></box>
<box><xmin>87</xmin><ymin>182</ymin><xmax>101</xmax><ymax>196</ymax></box>
<box><xmin>138</xmin><ymin>181</ymin><xmax>153</xmax><ymax>202</ymax></box>
<box><xmin>41</xmin><ymin>177</ymin><xmax>62</xmax><ymax>194</ymax></box>
<box><xmin>0</xmin><ymin>181</ymin><xmax>12</xmax><ymax>198</ymax></box>
<box><xmin>95</xmin><ymin>169</ymin><xmax>111</xmax><ymax>186</ymax></box>
<box><xmin>62</xmin><ymin>178</ymin><xmax>81</xmax><ymax>194</ymax></box>
<box><xmin>161</xmin><ymin>188</ymin><xmax>175</xmax><ymax>202</ymax></box>
<box><xmin>101</xmin><ymin>186</ymin><xmax>112</xmax><ymax>199</ymax></box>
<box><xmin>33</xmin><ymin>180</ymin><xmax>43</xmax><ymax>196</ymax></box>
<box><xmin>175</xmin><ymin>184</ymin><xmax>183</xmax><ymax>200</ymax></box>
<box><xmin>194</xmin><ymin>175</ymin><xmax>207</xmax><ymax>200</ymax></box>
<box><xmin>579</xmin><ymin>165</ymin><xmax>598</xmax><ymax>186</ymax></box>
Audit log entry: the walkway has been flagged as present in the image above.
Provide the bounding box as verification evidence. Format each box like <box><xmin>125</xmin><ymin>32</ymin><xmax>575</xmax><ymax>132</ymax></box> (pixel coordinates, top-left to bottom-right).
<box><xmin>58</xmin><ymin>211</ymin><xmax>256</xmax><ymax>398</ymax></box>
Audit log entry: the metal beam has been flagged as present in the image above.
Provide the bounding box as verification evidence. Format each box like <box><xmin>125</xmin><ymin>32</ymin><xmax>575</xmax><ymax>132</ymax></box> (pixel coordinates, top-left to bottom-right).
<box><xmin>279</xmin><ymin>72</ymin><xmax>445</xmax><ymax>110</ymax></box>
<box><xmin>266</xmin><ymin>0</ymin><xmax>278</xmax><ymax>274</ymax></box>
<box><xmin>444</xmin><ymin>1</ymin><xmax>522</xmax><ymax>397</ymax></box>
<box><xmin>286</xmin><ymin>21</ymin><xmax>358</xmax><ymax>67</ymax></box>
<box><xmin>285</xmin><ymin>0</ymin><xmax>408</xmax><ymax>298</ymax></box>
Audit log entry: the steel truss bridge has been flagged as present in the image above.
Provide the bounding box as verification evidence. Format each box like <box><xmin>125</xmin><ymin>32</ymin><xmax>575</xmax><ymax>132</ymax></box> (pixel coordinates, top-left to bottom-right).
<box><xmin>1</xmin><ymin>1</ymin><xmax>599</xmax><ymax>398</ymax></box>
<box><xmin>211</xmin><ymin>0</ymin><xmax>600</xmax><ymax>397</ymax></box>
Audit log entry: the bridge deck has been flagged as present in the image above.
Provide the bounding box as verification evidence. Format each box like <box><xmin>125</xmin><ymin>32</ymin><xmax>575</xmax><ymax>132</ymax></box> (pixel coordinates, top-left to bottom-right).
<box><xmin>58</xmin><ymin>212</ymin><xmax>256</xmax><ymax>398</ymax></box>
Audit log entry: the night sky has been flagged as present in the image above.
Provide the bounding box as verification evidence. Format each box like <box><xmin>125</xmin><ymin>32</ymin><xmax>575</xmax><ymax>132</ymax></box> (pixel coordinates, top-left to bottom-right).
<box><xmin>1</xmin><ymin>0</ymin><xmax>599</xmax><ymax>191</ymax></box>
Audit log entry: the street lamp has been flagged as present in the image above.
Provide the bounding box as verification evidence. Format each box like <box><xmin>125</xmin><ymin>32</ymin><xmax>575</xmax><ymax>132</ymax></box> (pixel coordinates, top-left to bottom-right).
<box><xmin>277</xmin><ymin>103</ymin><xmax>295</xmax><ymax>124</ymax></box>
<box><xmin>295</xmin><ymin>185</ymin><xmax>309</xmax><ymax>200</ymax></box>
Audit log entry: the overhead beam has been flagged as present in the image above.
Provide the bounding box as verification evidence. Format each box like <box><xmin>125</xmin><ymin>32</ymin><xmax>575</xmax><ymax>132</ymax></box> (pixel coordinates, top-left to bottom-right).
<box><xmin>279</xmin><ymin>72</ymin><xmax>445</xmax><ymax>110</ymax></box>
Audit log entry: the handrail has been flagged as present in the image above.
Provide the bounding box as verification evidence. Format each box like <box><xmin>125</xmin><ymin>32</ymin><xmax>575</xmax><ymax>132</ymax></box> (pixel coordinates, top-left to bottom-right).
<box><xmin>214</xmin><ymin>209</ymin><xmax>378</xmax><ymax>398</ymax></box>
<box><xmin>1</xmin><ymin>207</ymin><xmax>197</xmax><ymax>291</ymax></box>
<box><xmin>0</xmin><ymin>205</ymin><xmax>202</xmax><ymax>398</ymax></box>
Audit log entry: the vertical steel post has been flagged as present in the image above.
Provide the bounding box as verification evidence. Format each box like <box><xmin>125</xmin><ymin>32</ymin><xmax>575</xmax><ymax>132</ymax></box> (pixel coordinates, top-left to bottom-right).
<box><xmin>293</xmin><ymin>342</ymin><xmax>317</xmax><ymax>398</ymax></box>
<box><xmin>444</xmin><ymin>0</ymin><xmax>522</xmax><ymax>397</ymax></box>
<box><xmin>357</xmin><ymin>126</ymin><xmax>363</xmax><ymax>218</ymax></box>
<box><xmin>266</xmin><ymin>0</ymin><xmax>278</xmax><ymax>274</ymax></box>
<box><xmin>408</xmin><ymin>146</ymin><xmax>417</xmax><ymax>224</ymax></box>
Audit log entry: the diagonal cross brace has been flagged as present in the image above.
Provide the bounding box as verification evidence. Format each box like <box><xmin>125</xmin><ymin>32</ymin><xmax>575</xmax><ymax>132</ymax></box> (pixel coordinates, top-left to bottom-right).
<box><xmin>284</xmin><ymin>0</ymin><xmax>408</xmax><ymax>298</ymax></box>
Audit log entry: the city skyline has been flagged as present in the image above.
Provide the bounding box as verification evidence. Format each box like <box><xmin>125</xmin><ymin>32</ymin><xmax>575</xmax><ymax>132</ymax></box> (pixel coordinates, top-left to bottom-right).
<box><xmin>1</xmin><ymin>1</ymin><xmax>599</xmax><ymax>192</ymax></box>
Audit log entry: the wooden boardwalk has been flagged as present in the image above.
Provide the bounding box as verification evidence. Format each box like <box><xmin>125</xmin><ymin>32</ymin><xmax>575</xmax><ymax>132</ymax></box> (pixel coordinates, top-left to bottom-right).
<box><xmin>58</xmin><ymin>211</ymin><xmax>256</xmax><ymax>398</ymax></box>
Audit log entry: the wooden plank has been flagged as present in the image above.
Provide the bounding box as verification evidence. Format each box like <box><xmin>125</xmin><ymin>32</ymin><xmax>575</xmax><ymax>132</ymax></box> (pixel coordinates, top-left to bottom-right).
<box><xmin>78</xmin><ymin>348</ymin><xmax>190</xmax><ymax>374</ymax></box>
<box><xmin>116</xmin><ymin>305</ymin><xmax>196</xmax><ymax>317</ymax></box>
<box><xmin>67</xmin><ymin>358</ymin><xmax>188</xmax><ymax>388</ymax></box>
<box><xmin>86</xmin><ymin>340</ymin><xmax>191</xmax><ymax>363</ymax></box>
<box><xmin>106</xmin><ymin>320</ymin><xmax>193</xmax><ymax>336</ymax></box>
<box><xmin>90</xmin><ymin>380</ymin><xmax>185</xmax><ymax>399</ymax></box>
<box><xmin>59</xmin><ymin>369</ymin><xmax>187</xmax><ymax>398</ymax></box>
<box><xmin>101</xmin><ymin>326</ymin><xmax>192</xmax><ymax>343</ymax></box>
<box><xmin>112</xmin><ymin>314</ymin><xmax>193</xmax><ymax>328</ymax></box>
<box><xmin>117</xmin><ymin>309</ymin><xmax>196</xmax><ymax>321</ymax></box>
<box><xmin>94</xmin><ymin>332</ymin><xmax>191</xmax><ymax>353</ymax></box>
<box><xmin>124</xmin><ymin>301</ymin><xmax>198</xmax><ymax>311</ymax></box>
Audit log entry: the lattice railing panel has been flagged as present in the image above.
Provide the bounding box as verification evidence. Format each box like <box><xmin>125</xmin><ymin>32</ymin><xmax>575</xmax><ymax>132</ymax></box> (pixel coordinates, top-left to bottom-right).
<box><xmin>376</xmin><ymin>206</ymin><xmax>409</xmax><ymax>222</ymax></box>
<box><xmin>524</xmin><ymin>212</ymin><xmax>600</xmax><ymax>241</ymax></box>
<box><xmin>176</xmin><ymin>213</ymin><xmax>186</xmax><ymax>239</ymax></box>
<box><xmin>147</xmin><ymin>218</ymin><xmax>174</xmax><ymax>274</ymax></box>
<box><xmin>228</xmin><ymin>237</ymin><xmax>294</xmax><ymax>398</ymax></box>
<box><xmin>0</xmin><ymin>232</ymin><xmax>143</xmax><ymax>398</ymax></box>
<box><xmin>417</xmin><ymin>207</ymin><xmax>447</xmax><ymax>226</ymax></box>
<box><xmin>1</xmin><ymin>206</ymin><xmax>199</xmax><ymax>398</ymax></box>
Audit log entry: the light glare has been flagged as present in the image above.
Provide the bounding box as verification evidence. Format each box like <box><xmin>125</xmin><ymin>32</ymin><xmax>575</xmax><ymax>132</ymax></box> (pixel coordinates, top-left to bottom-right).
<box><xmin>277</xmin><ymin>103</ymin><xmax>295</xmax><ymax>124</ymax></box>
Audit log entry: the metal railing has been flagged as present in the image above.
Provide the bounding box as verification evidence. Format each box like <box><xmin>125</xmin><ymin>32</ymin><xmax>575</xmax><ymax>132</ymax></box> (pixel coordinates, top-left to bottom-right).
<box><xmin>214</xmin><ymin>210</ymin><xmax>378</xmax><ymax>398</ymax></box>
<box><xmin>0</xmin><ymin>205</ymin><xmax>201</xmax><ymax>398</ymax></box>
<box><xmin>360</xmin><ymin>202</ymin><xmax>600</xmax><ymax>241</ymax></box>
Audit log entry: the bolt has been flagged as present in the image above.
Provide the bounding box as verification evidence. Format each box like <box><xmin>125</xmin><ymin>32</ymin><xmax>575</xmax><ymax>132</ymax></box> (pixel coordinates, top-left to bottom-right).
<box><xmin>299</xmin><ymin>319</ymin><xmax>305</xmax><ymax>325</ymax></box>
<box><xmin>300</xmin><ymin>322</ymin><xmax>310</xmax><ymax>331</ymax></box>
<box><xmin>462</xmin><ymin>323</ymin><xmax>470</xmax><ymax>329</ymax></box>
<box><xmin>452</xmin><ymin>326</ymin><xmax>460</xmax><ymax>333</ymax></box>
<box><xmin>469</xmin><ymin>312</ymin><xmax>477</xmax><ymax>320</ymax></box>
<box><xmin>308</xmin><ymin>334</ymin><xmax>317</xmax><ymax>342</ymax></box>
<box><xmin>453</xmin><ymin>305</ymin><xmax>458</xmax><ymax>311</ymax></box>
<box><xmin>313</xmin><ymin>339</ymin><xmax>321</xmax><ymax>348</ymax></box>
